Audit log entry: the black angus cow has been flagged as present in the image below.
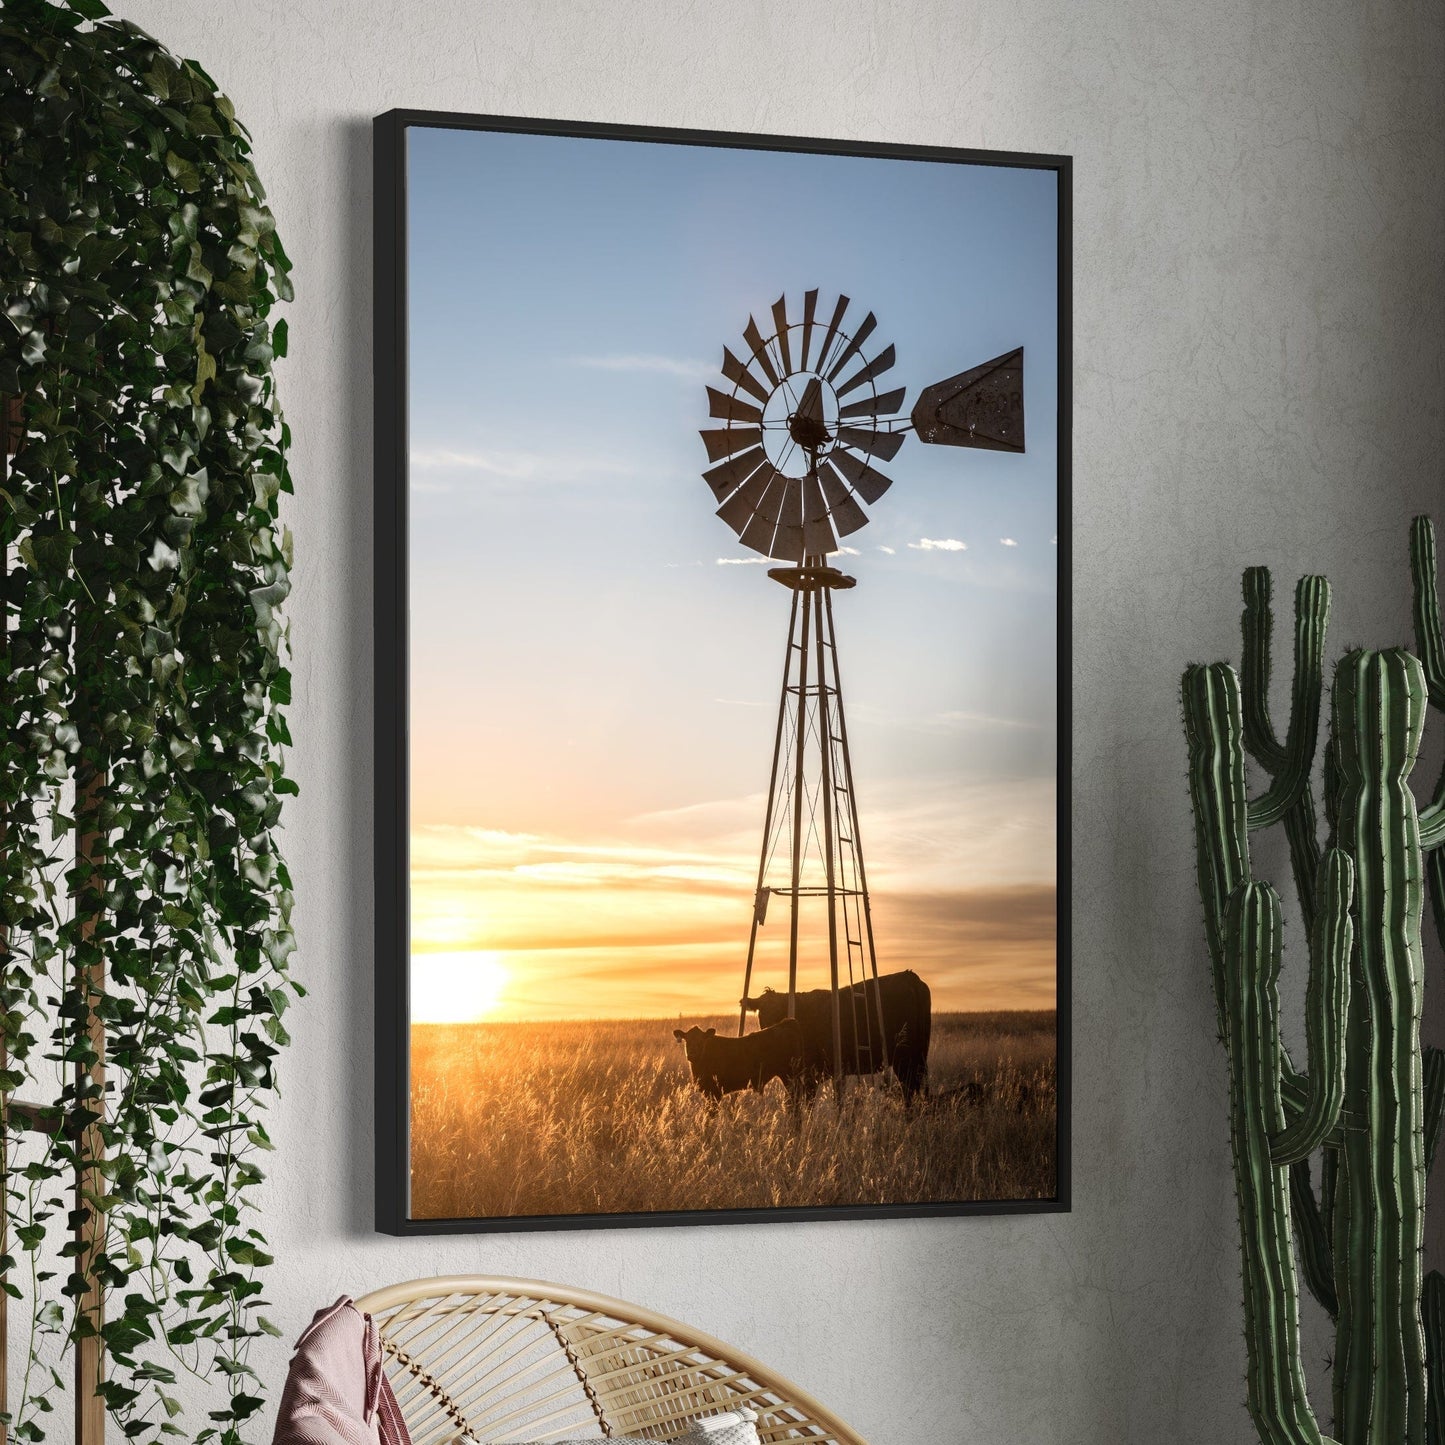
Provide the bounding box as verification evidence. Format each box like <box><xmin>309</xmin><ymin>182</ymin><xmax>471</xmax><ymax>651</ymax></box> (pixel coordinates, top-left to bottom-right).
<box><xmin>741</xmin><ymin>969</ymin><xmax>931</xmax><ymax>1102</ymax></box>
<box><xmin>672</xmin><ymin>1018</ymin><xmax>804</xmax><ymax>1099</ymax></box>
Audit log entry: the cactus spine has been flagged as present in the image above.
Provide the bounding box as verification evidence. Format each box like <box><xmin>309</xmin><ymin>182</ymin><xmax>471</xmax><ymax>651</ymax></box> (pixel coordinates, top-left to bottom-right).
<box><xmin>1184</xmin><ymin>518</ymin><xmax>1445</xmax><ymax>1445</ymax></box>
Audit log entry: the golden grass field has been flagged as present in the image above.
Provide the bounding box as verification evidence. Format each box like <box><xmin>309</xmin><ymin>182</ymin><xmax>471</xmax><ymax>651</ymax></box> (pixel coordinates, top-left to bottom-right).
<box><xmin>409</xmin><ymin>1010</ymin><xmax>1057</xmax><ymax>1220</ymax></box>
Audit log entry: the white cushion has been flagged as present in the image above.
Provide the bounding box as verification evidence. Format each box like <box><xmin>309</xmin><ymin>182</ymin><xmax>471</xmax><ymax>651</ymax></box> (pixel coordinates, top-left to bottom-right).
<box><xmin>671</xmin><ymin>1409</ymin><xmax>762</xmax><ymax>1444</ymax></box>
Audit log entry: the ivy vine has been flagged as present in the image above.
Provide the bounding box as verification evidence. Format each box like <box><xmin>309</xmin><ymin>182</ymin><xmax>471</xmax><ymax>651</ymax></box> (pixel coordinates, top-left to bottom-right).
<box><xmin>0</xmin><ymin>1</ymin><xmax>297</xmax><ymax>1439</ymax></box>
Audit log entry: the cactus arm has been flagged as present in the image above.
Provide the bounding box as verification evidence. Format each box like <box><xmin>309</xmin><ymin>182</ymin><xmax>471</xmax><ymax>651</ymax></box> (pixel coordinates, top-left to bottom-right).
<box><xmin>1420</xmin><ymin>802</ymin><xmax>1445</xmax><ymax>851</ymax></box>
<box><xmin>1242</xmin><ymin>566</ymin><xmax>1287</xmax><ymax>770</ymax></box>
<box><xmin>1332</xmin><ymin>648</ymin><xmax>1429</xmax><ymax>1445</ymax></box>
<box><xmin>1426</xmin><ymin>1046</ymin><xmax>1445</xmax><ymax>1175</ymax></box>
<box><xmin>1279</xmin><ymin>1058</ymin><xmax>1308</xmax><ymax>1123</ymax></box>
<box><xmin>1224</xmin><ymin>882</ymin><xmax>1338</xmax><ymax>1445</ymax></box>
<box><xmin>1271</xmin><ymin>849</ymin><xmax>1353</xmax><ymax>1166</ymax></box>
<box><xmin>1277</xmin><ymin>1056</ymin><xmax>1344</xmax><ymax>1139</ymax></box>
<box><xmin>1418</xmin><ymin>758</ymin><xmax>1445</xmax><ymax>850</ymax></box>
<box><xmin>1320</xmin><ymin>1140</ymin><xmax>1337</xmax><ymax>1223</ymax></box>
<box><xmin>1324</xmin><ymin>734</ymin><xmax>1342</xmax><ymax>848</ymax></box>
<box><xmin>1412</xmin><ymin>517</ymin><xmax>1445</xmax><ymax>848</ymax></box>
<box><xmin>1284</xmin><ymin>790</ymin><xmax>1323</xmax><ymax>932</ymax></box>
<box><xmin>1411</xmin><ymin>515</ymin><xmax>1445</xmax><ymax>709</ymax></box>
<box><xmin>1431</xmin><ymin>850</ymin><xmax>1445</xmax><ymax>956</ymax></box>
<box><xmin>1427</xmin><ymin>1271</ymin><xmax>1445</xmax><ymax>1445</ymax></box>
<box><xmin>1289</xmin><ymin>1157</ymin><xmax>1338</xmax><ymax>1318</ymax></box>
<box><xmin>1248</xmin><ymin>577</ymin><xmax>1330</xmax><ymax>831</ymax></box>
<box><xmin>1183</xmin><ymin>663</ymin><xmax>1252</xmax><ymax>1034</ymax></box>
<box><xmin>1328</xmin><ymin>1126</ymin><xmax>1352</xmax><ymax>1442</ymax></box>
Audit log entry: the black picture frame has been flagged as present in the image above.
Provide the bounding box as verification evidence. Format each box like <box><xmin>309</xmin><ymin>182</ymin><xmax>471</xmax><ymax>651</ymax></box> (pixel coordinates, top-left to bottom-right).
<box><xmin>374</xmin><ymin>108</ymin><xmax>1073</xmax><ymax>1235</ymax></box>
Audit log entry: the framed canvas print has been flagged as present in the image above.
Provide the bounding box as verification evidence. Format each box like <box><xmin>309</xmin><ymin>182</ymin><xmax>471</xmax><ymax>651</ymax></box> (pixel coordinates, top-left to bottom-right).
<box><xmin>374</xmin><ymin>109</ymin><xmax>1071</xmax><ymax>1233</ymax></box>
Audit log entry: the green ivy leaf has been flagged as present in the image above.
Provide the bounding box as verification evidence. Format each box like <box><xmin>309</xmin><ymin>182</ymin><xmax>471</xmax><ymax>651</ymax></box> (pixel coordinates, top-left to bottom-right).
<box><xmin>164</xmin><ymin>150</ymin><xmax>202</xmax><ymax>192</ymax></box>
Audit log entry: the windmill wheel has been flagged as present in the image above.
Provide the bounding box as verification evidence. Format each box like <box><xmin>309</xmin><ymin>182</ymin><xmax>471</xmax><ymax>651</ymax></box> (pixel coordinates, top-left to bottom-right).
<box><xmin>700</xmin><ymin>291</ymin><xmax>906</xmax><ymax>563</ymax></box>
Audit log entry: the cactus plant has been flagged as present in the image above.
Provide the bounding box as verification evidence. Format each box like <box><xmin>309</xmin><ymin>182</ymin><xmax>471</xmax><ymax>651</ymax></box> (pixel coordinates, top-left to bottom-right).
<box><xmin>1183</xmin><ymin>517</ymin><xmax>1445</xmax><ymax>1445</ymax></box>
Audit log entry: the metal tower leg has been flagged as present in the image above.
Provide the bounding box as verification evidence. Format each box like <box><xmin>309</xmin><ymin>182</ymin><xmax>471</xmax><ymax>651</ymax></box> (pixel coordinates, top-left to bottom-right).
<box><xmin>823</xmin><ymin>586</ymin><xmax>889</xmax><ymax>1068</ymax></box>
<box><xmin>786</xmin><ymin>586</ymin><xmax>812</xmax><ymax>1019</ymax></box>
<box><xmin>812</xmin><ymin>579</ymin><xmax>845</xmax><ymax>1096</ymax></box>
<box><xmin>738</xmin><ymin>587</ymin><xmax>800</xmax><ymax>1037</ymax></box>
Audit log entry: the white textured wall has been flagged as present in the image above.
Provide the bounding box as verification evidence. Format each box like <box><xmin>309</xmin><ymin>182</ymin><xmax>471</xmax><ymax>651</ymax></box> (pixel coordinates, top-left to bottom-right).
<box><xmin>103</xmin><ymin>1</ymin><xmax>1445</xmax><ymax>1439</ymax></box>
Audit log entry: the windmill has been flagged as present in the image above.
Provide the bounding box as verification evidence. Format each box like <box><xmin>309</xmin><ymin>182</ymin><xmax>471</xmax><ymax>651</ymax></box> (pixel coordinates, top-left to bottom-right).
<box><xmin>700</xmin><ymin>289</ymin><xmax>1024</xmax><ymax>1093</ymax></box>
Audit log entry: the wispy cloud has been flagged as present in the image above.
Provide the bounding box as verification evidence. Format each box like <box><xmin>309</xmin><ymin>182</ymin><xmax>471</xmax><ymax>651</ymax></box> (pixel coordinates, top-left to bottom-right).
<box><xmin>878</xmin><ymin>545</ymin><xmax>896</xmax><ymax>555</ymax></box>
<box><xmin>833</xmin><ymin>545</ymin><xmax>861</xmax><ymax>556</ymax></box>
<box><xmin>933</xmin><ymin>709</ymin><xmax>1044</xmax><ymax>732</ymax></box>
<box><xmin>410</xmin><ymin>448</ymin><xmax>546</xmax><ymax>478</ymax></box>
<box><xmin>409</xmin><ymin>446</ymin><xmax>649</xmax><ymax>494</ymax></box>
<box><xmin>999</xmin><ymin>537</ymin><xmax>1018</xmax><ymax>547</ymax></box>
<box><xmin>622</xmin><ymin>775</ymin><xmax>1056</xmax><ymax>892</ymax></box>
<box><xmin>568</xmin><ymin>353</ymin><xmax>714</xmax><ymax>380</ymax></box>
<box><xmin>716</xmin><ymin>556</ymin><xmax>769</xmax><ymax>566</ymax></box>
<box><xmin>908</xmin><ymin>537</ymin><xmax>968</xmax><ymax>552</ymax></box>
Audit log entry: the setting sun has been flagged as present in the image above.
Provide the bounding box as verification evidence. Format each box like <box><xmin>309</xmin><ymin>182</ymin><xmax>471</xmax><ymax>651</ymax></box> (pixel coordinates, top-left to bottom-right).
<box><xmin>411</xmin><ymin>951</ymin><xmax>509</xmax><ymax>1023</ymax></box>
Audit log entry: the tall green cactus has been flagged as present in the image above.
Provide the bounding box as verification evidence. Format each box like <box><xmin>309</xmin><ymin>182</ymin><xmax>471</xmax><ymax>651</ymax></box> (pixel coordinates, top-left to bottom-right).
<box><xmin>1183</xmin><ymin>517</ymin><xmax>1445</xmax><ymax>1445</ymax></box>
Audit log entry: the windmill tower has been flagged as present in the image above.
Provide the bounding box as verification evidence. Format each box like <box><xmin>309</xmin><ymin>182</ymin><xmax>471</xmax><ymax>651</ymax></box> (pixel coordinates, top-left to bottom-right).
<box><xmin>700</xmin><ymin>290</ymin><xmax>1025</xmax><ymax>1093</ymax></box>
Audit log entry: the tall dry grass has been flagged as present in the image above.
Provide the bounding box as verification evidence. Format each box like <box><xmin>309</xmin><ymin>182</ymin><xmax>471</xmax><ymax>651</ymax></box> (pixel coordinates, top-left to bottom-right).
<box><xmin>410</xmin><ymin>1011</ymin><xmax>1056</xmax><ymax>1220</ymax></box>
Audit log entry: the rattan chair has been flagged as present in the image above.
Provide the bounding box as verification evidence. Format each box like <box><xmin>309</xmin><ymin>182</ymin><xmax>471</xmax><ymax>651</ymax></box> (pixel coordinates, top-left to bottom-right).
<box><xmin>354</xmin><ymin>1276</ymin><xmax>867</xmax><ymax>1445</ymax></box>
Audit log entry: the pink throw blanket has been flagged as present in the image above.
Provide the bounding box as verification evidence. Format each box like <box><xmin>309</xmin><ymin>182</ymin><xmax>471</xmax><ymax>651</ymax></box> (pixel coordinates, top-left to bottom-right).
<box><xmin>272</xmin><ymin>1297</ymin><xmax>411</xmax><ymax>1445</ymax></box>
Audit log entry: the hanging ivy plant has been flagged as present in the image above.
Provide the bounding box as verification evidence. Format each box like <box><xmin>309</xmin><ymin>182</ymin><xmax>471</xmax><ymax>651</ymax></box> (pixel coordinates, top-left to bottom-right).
<box><xmin>0</xmin><ymin>1</ymin><xmax>297</xmax><ymax>1440</ymax></box>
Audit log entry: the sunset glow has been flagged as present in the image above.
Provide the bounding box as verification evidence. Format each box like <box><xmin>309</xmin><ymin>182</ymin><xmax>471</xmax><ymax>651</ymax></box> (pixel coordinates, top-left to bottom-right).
<box><xmin>411</xmin><ymin>950</ymin><xmax>509</xmax><ymax>1023</ymax></box>
<box><xmin>408</xmin><ymin>773</ymin><xmax>1056</xmax><ymax>1020</ymax></box>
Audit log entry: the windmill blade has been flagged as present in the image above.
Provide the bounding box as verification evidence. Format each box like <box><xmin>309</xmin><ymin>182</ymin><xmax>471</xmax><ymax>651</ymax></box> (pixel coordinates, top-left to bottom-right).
<box><xmin>722</xmin><ymin>347</ymin><xmax>771</xmax><ymax>406</ymax></box>
<box><xmin>739</xmin><ymin>469</ymin><xmax>792</xmax><ymax>555</ymax></box>
<box><xmin>830</xmin><ymin>446</ymin><xmax>893</xmax><ymax>505</ymax></box>
<box><xmin>795</xmin><ymin>376</ymin><xmax>825</xmax><ymax>427</ymax></box>
<box><xmin>738</xmin><ymin>508</ymin><xmax>779</xmax><ymax>557</ymax></box>
<box><xmin>799</xmin><ymin>289</ymin><xmax>819</xmax><ymax>371</ymax></box>
<box><xmin>840</xmin><ymin>385</ymin><xmax>906</xmax><ymax>420</ymax></box>
<box><xmin>773</xmin><ymin>526</ymin><xmax>806</xmax><ymax>563</ymax></box>
<box><xmin>777</xmin><ymin>475</ymin><xmax>803</xmax><ymax>526</ymax></box>
<box><xmin>837</xmin><ymin>425</ymin><xmax>905</xmax><ymax>461</ymax></box>
<box><xmin>716</xmin><ymin>462</ymin><xmax>777</xmax><ymax>534</ymax></box>
<box><xmin>802</xmin><ymin>513</ymin><xmax>836</xmax><ymax>559</ymax></box>
<box><xmin>835</xmin><ymin>343</ymin><xmax>896</xmax><ymax>399</ymax></box>
<box><xmin>772</xmin><ymin>529</ymin><xmax>806</xmax><ymax>563</ymax></box>
<box><xmin>772</xmin><ymin>475</ymin><xmax>806</xmax><ymax>562</ymax></box>
<box><xmin>802</xmin><ymin>467</ymin><xmax>828</xmax><ymax>524</ymax></box>
<box><xmin>742</xmin><ymin>317</ymin><xmax>779</xmax><ymax>388</ymax></box>
<box><xmin>771</xmin><ymin>295</ymin><xmax>792</xmax><ymax>375</ymax></box>
<box><xmin>707</xmin><ymin>387</ymin><xmax>763</xmax><ymax>425</ymax></box>
<box><xmin>716</xmin><ymin>464</ymin><xmax>776</xmax><ymax>533</ymax></box>
<box><xmin>815</xmin><ymin>293</ymin><xmax>850</xmax><ymax>377</ymax></box>
<box><xmin>910</xmin><ymin>347</ymin><xmax>1025</xmax><ymax>452</ymax></box>
<box><xmin>818</xmin><ymin>459</ymin><xmax>869</xmax><ymax>535</ymax></box>
<box><xmin>753</xmin><ymin>467</ymin><xmax>792</xmax><ymax>525</ymax></box>
<box><xmin>825</xmin><ymin>311</ymin><xmax>878</xmax><ymax>383</ymax></box>
<box><xmin>703</xmin><ymin>446</ymin><xmax>767</xmax><ymax>503</ymax></box>
<box><xmin>801</xmin><ymin>470</ymin><xmax>838</xmax><ymax>558</ymax></box>
<box><xmin>701</xmin><ymin>426</ymin><xmax>763</xmax><ymax>463</ymax></box>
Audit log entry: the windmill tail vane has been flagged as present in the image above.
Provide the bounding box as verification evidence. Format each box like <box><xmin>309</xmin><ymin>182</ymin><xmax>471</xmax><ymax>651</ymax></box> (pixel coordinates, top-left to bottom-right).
<box><xmin>701</xmin><ymin>289</ymin><xmax>1026</xmax><ymax>1095</ymax></box>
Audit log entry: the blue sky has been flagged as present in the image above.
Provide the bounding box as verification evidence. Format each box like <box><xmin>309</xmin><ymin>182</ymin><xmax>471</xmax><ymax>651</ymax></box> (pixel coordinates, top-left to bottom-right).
<box><xmin>404</xmin><ymin>123</ymin><xmax>1060</xmax><ymax>1017</ymax></box>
